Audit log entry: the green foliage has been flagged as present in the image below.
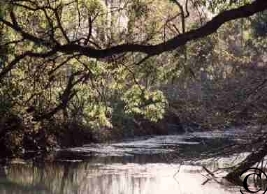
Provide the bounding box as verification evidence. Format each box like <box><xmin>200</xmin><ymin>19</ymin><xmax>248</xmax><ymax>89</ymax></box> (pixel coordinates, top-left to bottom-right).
<box><xmin>198</xmin><ymin>0</ymin><xmax>252</xmax><ymax>13</ymax></box>
<box><xmin>130</xmin><ymin>0</ymin><xmax>149</xmax><ymax>18</ymax></box>
<box><xmin>122</xmin><ymin>85</ymin><xmax>167</xmax><ymax>122</ymax></box>
<box><xmin>80</xmin><ymin>0</ymin><xmax>105</xmax><ymax>14</ymax></box>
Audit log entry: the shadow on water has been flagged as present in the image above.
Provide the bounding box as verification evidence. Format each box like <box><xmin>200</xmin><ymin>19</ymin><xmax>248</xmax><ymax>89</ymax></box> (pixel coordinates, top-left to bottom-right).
<box><xmin>0</xmin><ymin>131</ymin><xmax>246</xmax><ymax>194</ymax></box>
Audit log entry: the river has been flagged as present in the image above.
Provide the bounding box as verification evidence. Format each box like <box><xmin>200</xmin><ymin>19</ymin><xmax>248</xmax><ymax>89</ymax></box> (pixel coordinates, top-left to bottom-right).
<box><xmin>0</xmin><ymin>129</ymin><xmax>249</xmax><ymax>194</ymax></box>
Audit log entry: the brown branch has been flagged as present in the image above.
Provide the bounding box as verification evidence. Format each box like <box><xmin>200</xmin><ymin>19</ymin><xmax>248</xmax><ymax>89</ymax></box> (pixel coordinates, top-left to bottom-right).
<box><xmin>53</xmin><ymin>6</ymin><xmax>70</xmax><ymax>43</ymax></box>
<box><xmin>0</xmin><ymin>50</ymin><xmax>57</xmax><ymax>81</ymax></box>
<box><xmin>34</xmin><ymin>71</ymin><xmax>85</xmax><ymax>121</ymax></box>
<box><xmin>226</xmin><ymin>138</ymin><xmax>267</xmax><ymax>185</ymax></box>
<box><xmin>172</xmin><ymin>0</ymin><xmax>187</xmax><ymax>33</ymax></box>
<box><xmin>48</xmin><ymin>54</ymin><xmax>81</xmax><ymax>75</ymax></box>
<box><xmin>1</xmin><ymin>0</ymin><xmax>267</xmax><ymax>59</ymax></box>
<box><xmin>185</xmin><ymin>0</ymin><xmax>190</xmax><ymax>18</ymax></box>
<box><xmin>84</xmin><ymin>13</ymin><xmax>99</xmax><ymax>46</ymax></box>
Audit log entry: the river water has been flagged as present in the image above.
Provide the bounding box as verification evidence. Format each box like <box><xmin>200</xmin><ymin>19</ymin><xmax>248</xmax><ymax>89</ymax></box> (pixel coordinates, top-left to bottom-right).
<box><xmin>0</xmin><ymin>130</ymin><xmax>248</xmax><ymax>194</ymax></box>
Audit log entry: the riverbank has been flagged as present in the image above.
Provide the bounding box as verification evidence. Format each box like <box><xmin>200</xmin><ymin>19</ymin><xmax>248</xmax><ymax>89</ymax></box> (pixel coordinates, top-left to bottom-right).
<box><xmin>0</xmin><ymin>109</ymin><xmax>188</xmax><ymax>159</ymax></box>
<box><xmin>0</xmin><ymin>105</ymin><xmax>263</xmax><ymax>161</ymax></box>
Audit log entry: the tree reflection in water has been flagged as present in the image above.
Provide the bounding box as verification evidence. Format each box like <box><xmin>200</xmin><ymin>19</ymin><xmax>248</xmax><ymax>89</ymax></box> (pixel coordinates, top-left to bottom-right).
<box><xmin>0</xmin><ymin>133</ymin><xmax>247</xmax><ymax>194</ymax></box>
<box><xmin>0</xmin><ymin>161</ymin><xmax>239</xmax><ymax>194</ymax></box>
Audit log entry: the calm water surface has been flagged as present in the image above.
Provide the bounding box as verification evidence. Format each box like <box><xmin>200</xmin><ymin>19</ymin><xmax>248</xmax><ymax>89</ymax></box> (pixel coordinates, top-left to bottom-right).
<box><xmin>0</xmin><ymin>130</ymin><xmax>247</xmax><ymax>194</ymax></box>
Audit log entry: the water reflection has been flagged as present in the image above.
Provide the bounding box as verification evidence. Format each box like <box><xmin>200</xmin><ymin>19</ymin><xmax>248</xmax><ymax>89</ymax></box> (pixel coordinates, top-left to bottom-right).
<box><xmin>0</xmin><ymin>162</ymin><xmax>240</xmax><ymax>194</ymax></box>
<box><xmin>0</xmin><ymin>131</ymin><xmax>247</xmax><ymax>194</ymax></box>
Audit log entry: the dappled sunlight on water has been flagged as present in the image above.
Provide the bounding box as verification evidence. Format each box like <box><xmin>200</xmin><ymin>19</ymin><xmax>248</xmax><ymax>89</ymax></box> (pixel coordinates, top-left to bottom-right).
<box><xmin>62</xmin><ymin>129</ymin><xmax>245</xmax><ymax>158</ymax></box>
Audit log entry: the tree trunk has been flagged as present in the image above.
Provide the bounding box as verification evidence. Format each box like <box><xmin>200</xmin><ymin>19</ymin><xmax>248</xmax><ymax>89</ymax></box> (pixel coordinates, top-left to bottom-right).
<box><xmin>225</xmin><ymin>139</ymin><xmax>267</xmax><ymax>185</ymax></box>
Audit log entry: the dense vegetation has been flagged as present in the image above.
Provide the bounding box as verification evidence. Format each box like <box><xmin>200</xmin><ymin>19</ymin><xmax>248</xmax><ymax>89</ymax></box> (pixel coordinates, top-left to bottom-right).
<box><xmin>0</xmin><ymin>0</ymin><xmax>267</xmax><ymax>184</ymax></box>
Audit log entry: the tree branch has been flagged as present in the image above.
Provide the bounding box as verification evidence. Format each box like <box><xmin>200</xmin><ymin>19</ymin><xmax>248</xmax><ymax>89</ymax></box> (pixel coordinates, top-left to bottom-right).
<box><xmin>0</xmin><ymin>48</ymin><xmax>60</xmax><ymax>81</ymax></box>
<box><xmin>1</xmin><ymin>0</ymin><xmax>267</xmax><ymax>59</ymax></box>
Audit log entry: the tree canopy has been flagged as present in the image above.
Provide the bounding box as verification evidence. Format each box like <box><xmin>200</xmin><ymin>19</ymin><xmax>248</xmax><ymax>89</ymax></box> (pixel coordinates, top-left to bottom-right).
<box><xmin>0</xmin><ymin>1</ymin><xmax>266</xmax><ymax>61</ymax></box>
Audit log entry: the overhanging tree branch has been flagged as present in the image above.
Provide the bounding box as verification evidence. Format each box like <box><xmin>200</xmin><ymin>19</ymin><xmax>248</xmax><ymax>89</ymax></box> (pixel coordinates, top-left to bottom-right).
<box><xmin>1</xmin><ymin>0</ymin><xmax>267</xmax><ymax>59</ymax></box>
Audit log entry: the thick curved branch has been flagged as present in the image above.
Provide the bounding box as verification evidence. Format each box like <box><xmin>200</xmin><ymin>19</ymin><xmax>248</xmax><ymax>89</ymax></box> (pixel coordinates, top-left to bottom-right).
<box><xmin>1</xmin><ymin>0</ymin><xmax>267</xmax><ymax>59</ymax></box>
<box><xmin>70</xmin><ymin>0</ymin><xmax>267</xmax><ymax>58</ymax></box>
